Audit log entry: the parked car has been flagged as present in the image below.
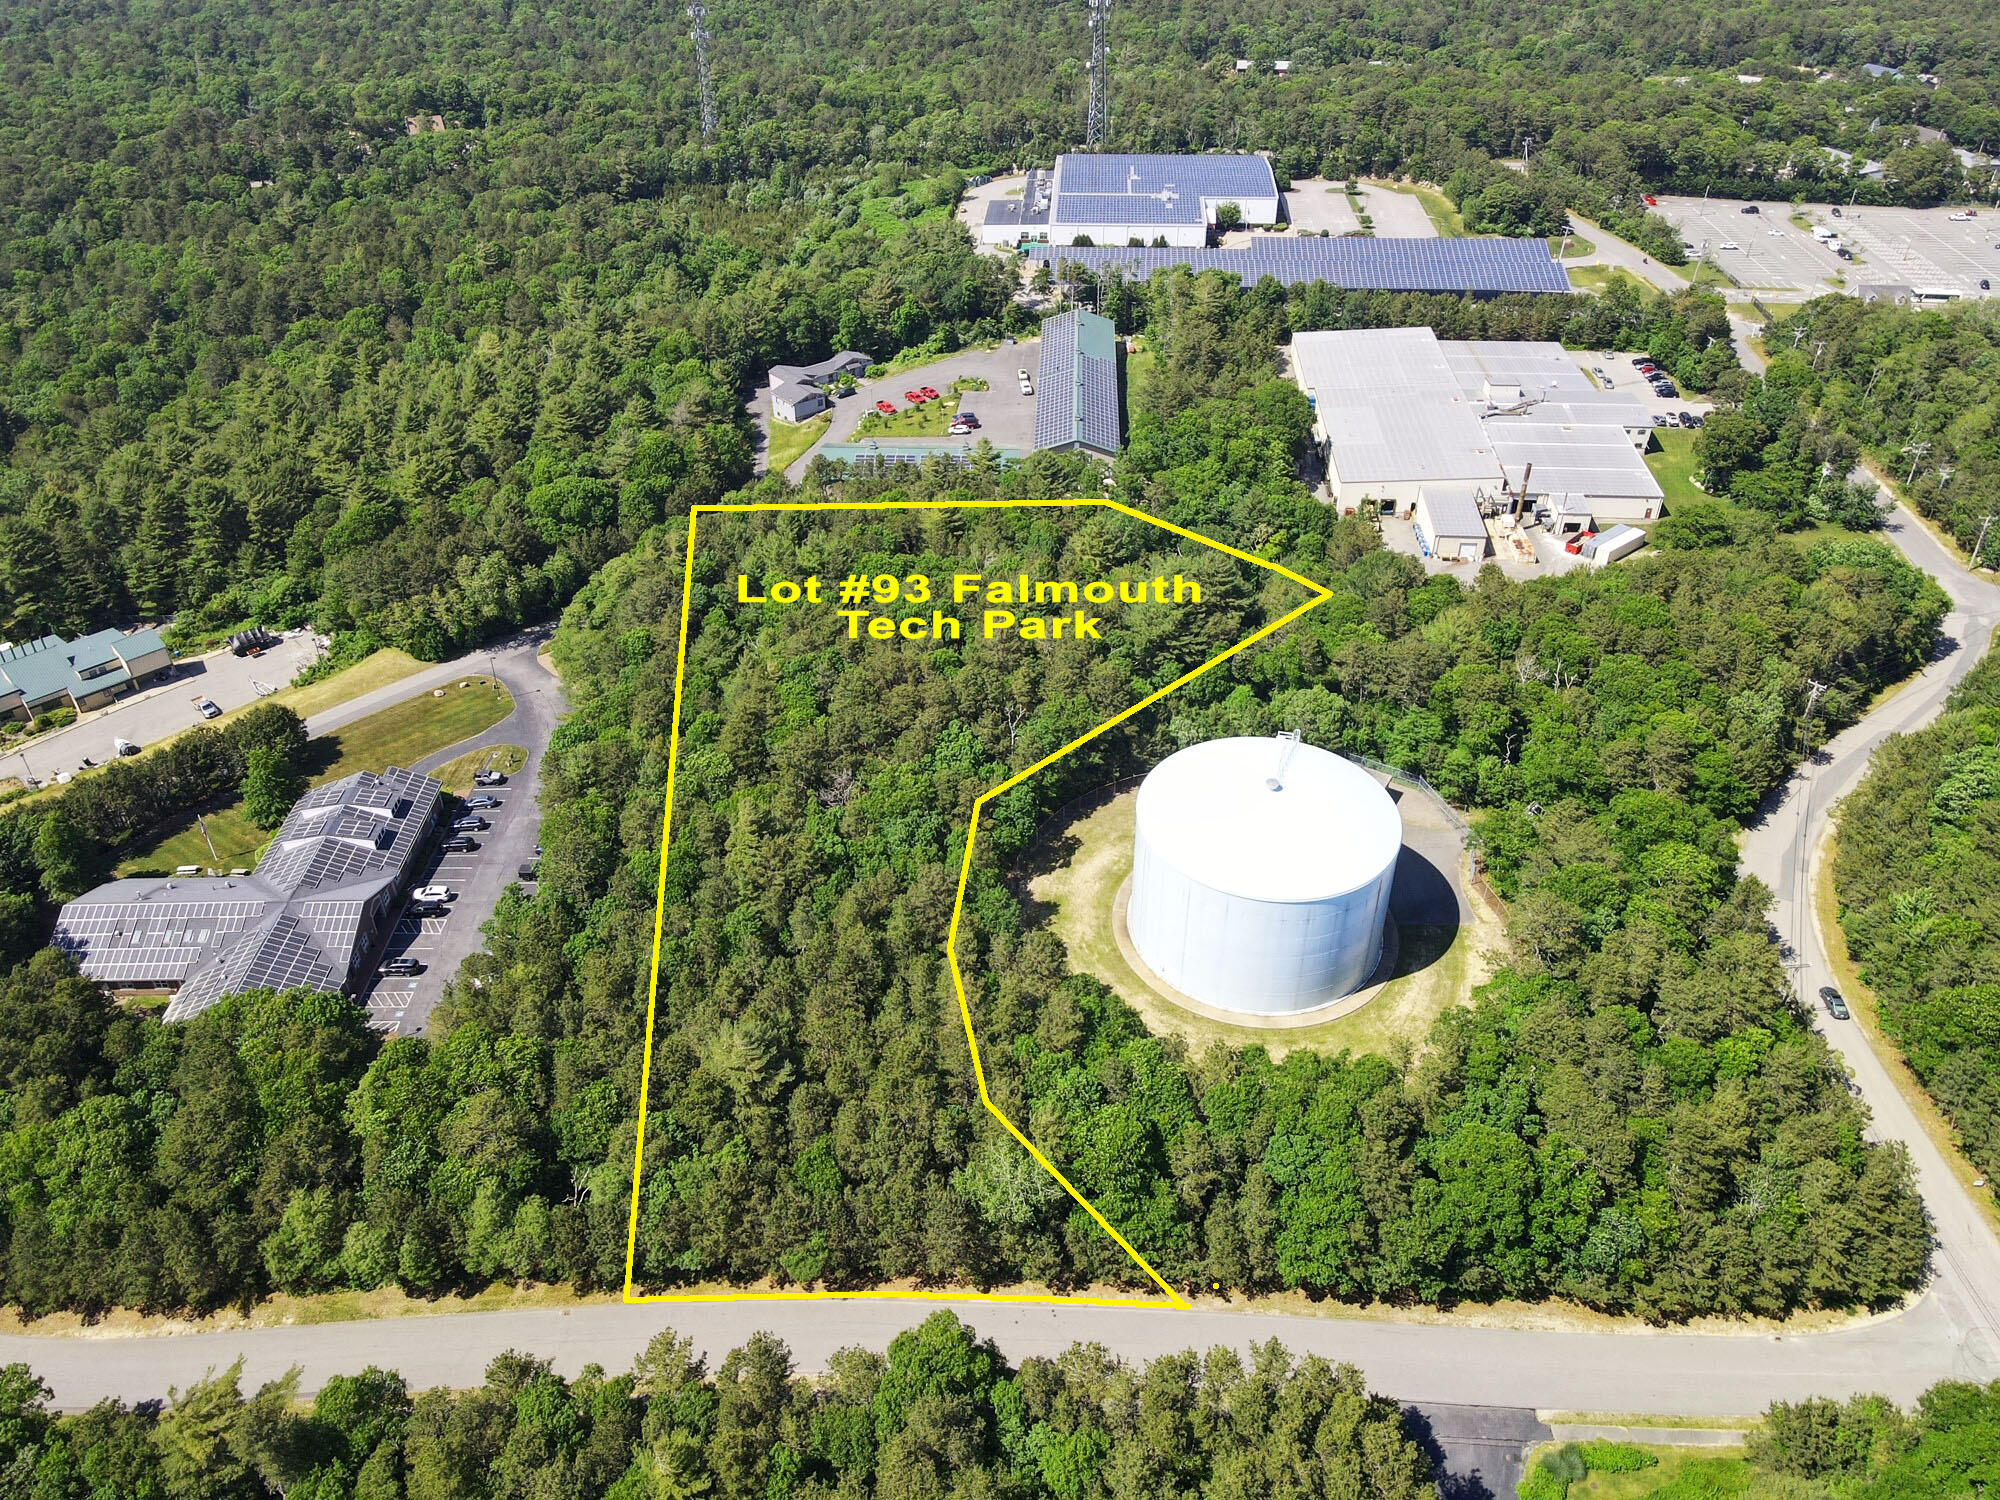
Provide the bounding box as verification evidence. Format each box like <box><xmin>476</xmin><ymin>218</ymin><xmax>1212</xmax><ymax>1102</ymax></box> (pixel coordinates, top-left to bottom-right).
<box><xmin>1836</xmin><ymin>246</ymin><xmax>1854</xmax><ymax>260</ymax></box>
<box><xmin>440</xmin><ymin>835</ymin><xmax>479</xmax><ymax>853</ymax></box>
<box><xmin>1019</xmin><ymin>378</ymin><xmax>1033</xmax><ymax>395</ymax></box>
<box><xmin>464</xmin><ymin>794</ymin><xmax>501</xmax><ymax>810</ymax></box>
<box><xmin>1819</xmin><ymin>985</ymin><xmax>1851</xmax><ymax>1021</ymax></box>
<box><xmin>904</xmin><ymin>390</ymin><xmax>924</xmax><ymax>404</ymax></box>
<box><xmin>451</xmin><ymin>815</ymin><xmax>488</xmax><ymax>832</ymax></box>
<box><xmin>114</xmin><ymin>738</ymin><xmax>139</xmax><ymax>756</ymax></box>
<box><xmin>1948</xmin><ymin>212</ymin><xmax>1972</xmax><ymax>223</ymax></box>
<box><xmin>1565</xmin><ymin>530</ymin><xmax>1597</xmax><ymax>555</ymax></box>
<box><xmin>1650</xmin><ymin>413</ymin><xmax>1670</xmax><ymax>427</ymax></box>
<box><xmin>1676</xmin><ymin>411</ymin><xmax>1695</xmax><ymax>427</ymax></box>
<box><xmin>874</xmin><ymin>400</ymin><xmax>895</xmax><ymax>415</ymax></box>
<box><xmin>412</xmin><ymin>885</ymin><xmax>454</xmax><ymax>902</ymax></box>
<box><xmin>1689</xmin><ymin>412</ymin><xmax>1706</xmax><ymax>428</ymax></box>
<box><xmin>472</xmin><ymin>770</ymin><xmax>507</xmax><ymax>787</ymax></box>
<box><xmin>409</xmin><ymin>902</ymin><xmax>450</xmax><ymax>919</ymax></box>
<box><xmin>1983</xmin><ymin>279</ymin><xmax>1992</xmax><ymax>291</ymax></box>
<box><xmin>1830</xmin><ymin>206</ymin><xmax>1842</xmax><ymax>217</ymax></box>
<box><xmin>517</xmin><ymin>861</ymin><xmax>541</xmax><ymax>880</ymax></box>
<box><xmin>1740</xmin><ymin>203</ymin><xmax>1760</xmax><ymax>214</ymax></box>
<box><xmin>949</xmin><ymin>422</ymin><xmax>974</xmax><ymax>436</ymax></box>
<box><xmin>380</xmin><ymin>958</ymin><xmax>425</xmax><ymax>976</ymax></box>
<box><xmin>918</xmin><ymin>386</ymin><xmax>939</xmax><ymax>401</ymax></box>
<box><xmin>1653</xmin><ymin>378</ymin><xmax>1680</xmax><ymax>397</ymax></box>
<box><xmin>1643</xmin><ymin>193</ymin><xmax>1659</xmax><ymax>206</ymax></box>
<box><xmin>194</xmin><ymin>697</ymin><xmax>221</xmax><ymax>719</ymax></box>
<box><xmin>1718</xmin><ymin>240</ymin><xmax>1740</xmax><ymax>251</ymax></box>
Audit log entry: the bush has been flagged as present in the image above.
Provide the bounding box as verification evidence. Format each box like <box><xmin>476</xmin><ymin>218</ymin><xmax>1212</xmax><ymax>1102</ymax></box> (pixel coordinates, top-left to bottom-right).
<box><xmin>1517</xmin><ymin>1459</ymin><xmax>1570</xmax><ymax>1500</ymax></box>
<box><xmin>1544</xmin><ymin>1444</ymin><xmax>1588</xmax><ymax>1482</ymax></box>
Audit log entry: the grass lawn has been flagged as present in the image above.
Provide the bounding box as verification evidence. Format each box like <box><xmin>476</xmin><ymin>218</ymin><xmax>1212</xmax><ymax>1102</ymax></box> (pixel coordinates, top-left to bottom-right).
<box><xmin>1688</xmin><ymin>259</ymin><xmax>1738</xmax><ymax>289</ymax></box>
<box><xmin>117</xmin><ymin>678</ymin><xmax>514</xmax><ymax>875</ymax></box>
<box><xmin>1550</xmin><ymin>233</ymin><xmax>1596</xmax><ymax>257</ymax></box>
<box><xmin>855</xmin><ymin>194</ymin><xmax>950</xmax><ymax>241</ymax></box>
<box><xmin>855</xmin><ymin>394</ymin><xmax>967</xmax><ymax>438</ymax></box>
<box><xmin>1367</xmin><ymin>177</ymin><xmax>1466</xmax><ymax>235</ymax></box>
<box><xmin>1568</xmin><ymin>265</ymin><xmax>1651</xmax><ymax>295</ymax></box>
<box><xmin>1553</xmin><ymin>1444</ymin><xmax>1755</xmax><ymax>1498</ymax></box>
<box><xmin>765</xmin><ymin>411</ymin><xmax>831</xmax><ymax>472</ymax></box>
<box><xmin>1028</xmin><ymin>791</ymin><xmax>1497</xmax><ymax>1061</ymax></box>
<box><xmin>262</xmin><ymin>648</ymin><xmax>428</xmax><ymax>720</ymax></box>
<box><xmin>1646</xmin><ymin>429</ymin><xmax>1710</xmax><ymax>507</ymax></box>
<box><xmin>1124</xmin><ymin>348</ymin><xmax>1157</xmax><ymax>407</ymax></box>
<box><xmin>430</xmin><ymin>743</ymin><xmax>526</xmax><ymax>796</ymax></box>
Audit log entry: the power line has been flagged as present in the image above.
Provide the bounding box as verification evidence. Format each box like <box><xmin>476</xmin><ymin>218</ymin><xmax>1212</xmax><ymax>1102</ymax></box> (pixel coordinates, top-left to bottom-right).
<box><xmin>688</xmin><ymin>1</ymin><xmax>717</xmax><ymax>139</ymax></box>
<box><xmin>1085</xmin><ymin>0</ymin><xmax>1111</xmax><ymax>147</ymax></box>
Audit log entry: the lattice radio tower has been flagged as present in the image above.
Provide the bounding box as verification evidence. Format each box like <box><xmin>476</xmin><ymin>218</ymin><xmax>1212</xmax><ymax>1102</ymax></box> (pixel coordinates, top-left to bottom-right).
<box><xmin>1085</xmin><ymin>0</ymin><xmax>1111</xmax><ymax>147</ymax></box>
<box><xmin>689</xmin><ymin>1</ymin><xmax>717</xmax><ymax>139</ymax></box>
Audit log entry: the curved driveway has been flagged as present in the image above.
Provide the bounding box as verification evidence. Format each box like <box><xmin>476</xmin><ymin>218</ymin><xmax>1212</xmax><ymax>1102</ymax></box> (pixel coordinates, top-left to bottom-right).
<box><xmin>5</xmin><ymin>522</ymin><xmax>2000</xmax><ymax>1414</ymax></box>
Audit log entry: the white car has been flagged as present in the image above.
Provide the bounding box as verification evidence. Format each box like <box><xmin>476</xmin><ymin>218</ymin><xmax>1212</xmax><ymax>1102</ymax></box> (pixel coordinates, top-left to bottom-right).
<box><xmin>1718</xmin><ymin>240</ymin><xmax>1740</xmax><ymax>251</ymax></box>
<box><xmin>1019</xmin><ymin>378</ymin><xmax>1034</xmax><ymax>395</ymax></box>
<box><xmin>412</xmin><ymin>885</ymin><xmax>454</xmax><ymax>902</ymax></box>
<box><xmin>1948</xmin><ymin>212</ymin><xmax>1972</xmax><ymax>222</ymax></box>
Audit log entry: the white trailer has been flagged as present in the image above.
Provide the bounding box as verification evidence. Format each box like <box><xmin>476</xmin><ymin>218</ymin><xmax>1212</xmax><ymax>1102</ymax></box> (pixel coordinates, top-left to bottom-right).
<box><xmin>1583</xmin><ymin>523</ymin><xmax>1646</xmax><ymax>566</ymax></box>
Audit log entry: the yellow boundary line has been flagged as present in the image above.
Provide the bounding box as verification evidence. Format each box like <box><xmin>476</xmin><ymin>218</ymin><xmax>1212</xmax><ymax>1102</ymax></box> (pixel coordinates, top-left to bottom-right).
<box><xmin>623</xmin><ymin>498</ymin><xmax>1333</xmax><ymax>1308</ymax></box>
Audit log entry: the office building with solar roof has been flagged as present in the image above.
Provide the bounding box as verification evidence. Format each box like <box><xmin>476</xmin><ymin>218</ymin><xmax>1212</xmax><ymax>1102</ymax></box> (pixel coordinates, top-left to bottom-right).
<box><xmin>1290</xmin><ymin>328</ymin><xmax>1665</xmax><ymax>522</ymax></box>
<box><xmin>1034</xmin><ymin>309</ymin><xmax>1122</xmax><ymax>457</ymax></box>
<box><xmin>53</xmin><ymin>765</ymin><xmax>443</xmax><ymax>1020</ymax></box>
<box><xmin>1024</xmin><ymin>236</ymin><xmax>1571</xmax><ymax>294</ymax></box>
<box><xmin>982</xmin><ymin>154</ymin><xmax>1278</xmax><ymax>248</ymax></box>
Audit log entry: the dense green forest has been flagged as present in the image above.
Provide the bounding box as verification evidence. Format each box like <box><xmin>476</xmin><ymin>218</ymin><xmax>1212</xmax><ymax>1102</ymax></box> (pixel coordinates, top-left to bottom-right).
<box><xmin>1831</xmin><ymin>652</ymin><xmax>2000</xmax><ymax>1206</ymax></box>
<box><xmin>4</xmin><ymin>0</ymin><xmax>1996</xmax><ymax>647</ymax></box>
<box><xmin>0</xmin><ymin>277</ymin><xmax>1946</xmax><ymax>1319</ymax></box>
<box><xmin>1694</xmin><ymin>300</ymin><xmax>2000</xmax><ymax>558</ymax></box>
<box><xmin>0</xmin><ymin>1315</ymin><xmax>1437</xmax><ymax>1499</ymax></box>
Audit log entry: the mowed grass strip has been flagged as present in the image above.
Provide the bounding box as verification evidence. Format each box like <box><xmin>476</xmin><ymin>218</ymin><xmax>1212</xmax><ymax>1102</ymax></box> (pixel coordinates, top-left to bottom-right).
<box><xmin>117</xmin><ymin>678</ymin><xmax>513</xmax><ymax>875</ymax></box>
<box><xmin>764</xmin><ymin>411</ymin><xmax>832</xmax><ymax>472</ymax></box>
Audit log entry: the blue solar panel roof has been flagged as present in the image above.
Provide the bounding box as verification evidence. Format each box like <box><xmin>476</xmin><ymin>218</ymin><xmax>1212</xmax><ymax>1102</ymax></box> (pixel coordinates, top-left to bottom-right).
<box><xmin>1034</xmin><ymin>310</ymin><xmax>1122</xmax><ymax>456</ymax></box>
<box><xmin>1050</xmin><ymin>153</ymin><xmax>1277</xmax><ymax>227</ymax></box>
<box><xmin>1024</xmin><ymin>237</ymin><xmax>1572</xmax><ymax>294</ymax></box>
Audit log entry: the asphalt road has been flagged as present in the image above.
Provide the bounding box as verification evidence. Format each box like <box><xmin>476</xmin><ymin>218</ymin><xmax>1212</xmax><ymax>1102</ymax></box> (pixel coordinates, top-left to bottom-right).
<box><xmin>4</xmin><ymin>509</ymin><xmax>1998</xmax><ymax>1418</ymax></box>
<box><xmin>357</xmin><ymin>636</ymin><xmax>565</xmax><ymax>1035</ymax></box>
<box><xmin>1738</xmin><ymin>494</ymin><xmax>2000</xmax><ymax>1377</ymax></box>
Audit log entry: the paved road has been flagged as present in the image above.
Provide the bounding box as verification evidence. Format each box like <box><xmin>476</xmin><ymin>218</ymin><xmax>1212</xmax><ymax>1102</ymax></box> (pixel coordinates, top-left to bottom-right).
<box><xmin>355</xmin><ymin>635</ymin><xmax>565</xmax><ymax>1036</ymax></box>
<box><xmin>6</xmin><ymin>507</ymin><xmax>2000</xmax><ymax>1416</ymax></box>
<box><xmin>1738</xmin><ymin>494</ymin><xmax>2000</xmax><ymax>1377</ymax></box>
<box><xmin>1567</xmin><ymin>216</ymin><xmax>1770</xmax><ymax>372</ymax></box>
<box><xmin>3</xmin><ymin>633</ymin><xmax>321</xmax><ymax>787</ymax></box>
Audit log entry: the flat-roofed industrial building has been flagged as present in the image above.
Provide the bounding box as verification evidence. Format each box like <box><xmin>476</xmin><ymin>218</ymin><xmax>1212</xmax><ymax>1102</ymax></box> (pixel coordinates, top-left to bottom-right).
<box><xmin>1290</xmin><ymin>328</ymin><xmax>1665</xmax><ymax>522</ymax></box>
<box><xmin>983</xmin><ymin>153</ymin><xmax>1278</xmax><ymax>248</ymax></box>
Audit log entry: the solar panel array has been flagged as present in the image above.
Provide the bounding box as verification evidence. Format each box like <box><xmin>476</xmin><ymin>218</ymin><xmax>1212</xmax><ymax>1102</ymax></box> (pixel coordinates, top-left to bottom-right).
<box><xmin>1025</xmin><ymin>237</ymin><xmax>1571</xmax><ymax>293</ymax></box>
<box><xmin>1034</xmin><ymin>310</ymin><xmax>1123</xmax><ymax>457</ymax></box>
<box><xmin>54</xmin><ymin>765</ymin><xmax>444</xmax><ymax>1017</ymax></box>
<box><xmin>1057</xmin><ymin>153</ymin><xmax>1275</xmax><ymax>198</ymax></box>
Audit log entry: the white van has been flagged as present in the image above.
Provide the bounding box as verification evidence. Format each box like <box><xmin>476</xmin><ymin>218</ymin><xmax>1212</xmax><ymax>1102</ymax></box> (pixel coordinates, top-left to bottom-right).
<box><xmin>1813</xmin><ymin>224</ymin><xmax>1839</xmax><ymax>242</ymax></box>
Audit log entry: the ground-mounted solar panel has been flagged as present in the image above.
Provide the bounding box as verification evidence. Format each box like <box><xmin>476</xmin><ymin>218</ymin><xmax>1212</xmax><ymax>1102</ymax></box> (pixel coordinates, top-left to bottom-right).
<box><xmin>1027</xmin><ymin>237</ymin><xmax>1569</xmax><ymax>294</ymax></box>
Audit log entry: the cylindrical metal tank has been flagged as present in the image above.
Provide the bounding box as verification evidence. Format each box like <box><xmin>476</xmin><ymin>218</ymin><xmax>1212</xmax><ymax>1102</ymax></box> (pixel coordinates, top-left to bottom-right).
<box><xmin>1127</xmin><ymin>735</ymin><xmax>1401</xmax><ymax>1015</ymax></box>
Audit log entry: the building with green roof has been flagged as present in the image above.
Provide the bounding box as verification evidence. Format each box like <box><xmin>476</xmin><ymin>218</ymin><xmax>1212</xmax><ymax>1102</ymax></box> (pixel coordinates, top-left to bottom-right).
<box><xmin>0</xmin><ymin>628</ymin><xmax>173</xmax><ymax>720</ymax></box>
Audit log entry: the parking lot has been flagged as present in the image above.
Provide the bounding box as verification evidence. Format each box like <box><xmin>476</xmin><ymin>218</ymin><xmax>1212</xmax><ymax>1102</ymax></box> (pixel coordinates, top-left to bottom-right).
<box><xmin>1825</xmin><ymin>203</ymin><xmax>2000</xmax><ymax>295</ymax></box>
<box><xmin>359</xmin><ymin>646</ymin><xmax>563</xmax><ymax>1034</ymax></box>
<box><xmin>1658</xmin><ymin>196</ymin><xmax>1847</xmax><ymax>292</ymax></box>
<box><xmin>1568</xmin><ymin>348</ymin><xmax>1716</xmax><ymax>424</ymax></box>
<box><xmin>1660</xmin><ymin>194</ymin><xmax>2000</xmax><ymax>298</ymax></box>
<box><xmin>1277</xmin><ymin>180</ymin><xmax>1365</xmax><ymax>234</ymax></box>
<box><xmin>776</xmin><ymin>341</ymin><xmax>1043</xmax><ymax>480</ymax></box>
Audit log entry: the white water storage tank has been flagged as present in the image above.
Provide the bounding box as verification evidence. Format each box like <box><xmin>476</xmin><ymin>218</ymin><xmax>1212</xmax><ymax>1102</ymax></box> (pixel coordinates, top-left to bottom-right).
<box><xmin>1127</xmin><ymin>735</ymin><xmax>1401</xmax><ymax>1015</ymax></box>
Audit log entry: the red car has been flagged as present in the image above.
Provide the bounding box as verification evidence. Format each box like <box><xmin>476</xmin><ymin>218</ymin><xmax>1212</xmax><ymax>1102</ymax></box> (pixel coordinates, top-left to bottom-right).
<box><xmin>875</xmin><ymin>400</ymin><xmax>896</xmax><ymax>415</ymax></box>
<box><xmin>1565</xmin><ymin>530</ymin><xmax>1597</xmax><ymax>555</ymax></box>
<box><xmin>1643</xmin><ymin>193</ymin><xmax>1659</xmax><ymax>206</ymax></box>
<box><xmin>919</xmin><ymin>386</ymin><xmax>940</xmax><ymax>401</ymax></box>
<box><xmin>904</xmin><ymin>390</ymin><xmax>924</xmax><ymax>404</ymax></box>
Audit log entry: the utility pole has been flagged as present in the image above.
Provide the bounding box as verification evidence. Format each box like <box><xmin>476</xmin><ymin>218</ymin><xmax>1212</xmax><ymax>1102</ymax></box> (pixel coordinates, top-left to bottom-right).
<box><xmin>1971</xmin><ymin>514</ymin><xmax>1998</xmax><ymax>570</ymax></box>
<box><xmin>1800</xmin><ymin>678</ymin><xmax>1828</xmax><ymax>751</ymax></box>
<box><xmin>1085</xmin><ymin>0</ymin><xmax>1112</xmax><ymax>148</ymax></box>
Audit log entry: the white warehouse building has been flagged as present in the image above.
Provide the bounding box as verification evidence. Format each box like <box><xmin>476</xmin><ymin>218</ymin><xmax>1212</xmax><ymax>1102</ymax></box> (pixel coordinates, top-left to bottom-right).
<box><xmin>1127</xmin><ymin>735</ymin><xmax>1401</xmax><ymax>1016</ymax></box>
<box><xmin>981</xmin><ymin>153</ymin><xmax>1279</xmax><ymax>248</ymax></box>
<box><xmin>1290</xmin><ymin>328</ymin><xmax>1665</xmax><ymax>523</ymax></box>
